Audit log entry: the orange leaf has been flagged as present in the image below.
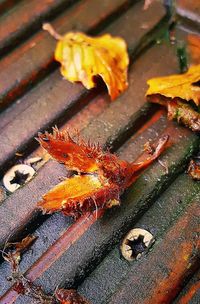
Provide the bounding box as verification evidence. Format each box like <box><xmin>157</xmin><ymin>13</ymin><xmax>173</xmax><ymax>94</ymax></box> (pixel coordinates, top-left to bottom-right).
<box><xmin>43</xmin><ymin>23</ymin><xmax>129</xmax><ymax>100</ymax></box>
<box><xmin>146</xmin><ymin>65</ymin><xmax>200</xmax><ymax>106</ymax></box>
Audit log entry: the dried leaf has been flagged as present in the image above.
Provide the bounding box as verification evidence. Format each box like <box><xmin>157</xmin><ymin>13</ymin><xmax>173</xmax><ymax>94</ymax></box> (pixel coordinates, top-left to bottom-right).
<box><xmin>55</xmin><ymin>289</ymin><xmax>90</xmax><ymax>304</ymax></box>
<box><xmin>43</xmin><ymin>23</ymin><xmax>129</xmax><ymax>100</ymax></box>
<box><xmin>11</xmin><ymin>235</ymin><xmax>37</xmax><ymax>253</ymax></box>
<box><xmin>37</xmin><ymin>128</ymin><xmax>168</xmax><ymax>217</ymax></box>
<box><xmin>146</xmin><ymin>65</ymin><xmax>200</xmax><ymax>106</ymax></box>
<box><xmin>167</xmin><ymin>99</ymin><xmax>200</xmax><ymax>132</ymax></box>
<box><xmin>2</xmin><ymin>236</ymin><xmax>55</xmax><ymax>303</ymax></box>
<box><xmin>3</xmin><ymin>235</ymin><xmax>37</xmax><ymax>274</ymax></box>
<box><xmin>188</xmin><ymin>34</ymin><xmax>200</xmax><ymax>64</ymax></box>
<box><xmin>188</xmin><ymin>159</ymin><xmax>200</xmax><ymax>180</ymax></box>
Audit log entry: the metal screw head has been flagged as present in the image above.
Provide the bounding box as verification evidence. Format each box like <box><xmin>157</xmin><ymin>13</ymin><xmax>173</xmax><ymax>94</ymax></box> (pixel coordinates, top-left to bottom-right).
<box><xmin>120</xmin><ymin>228</ymin><xmax>155</xmax><ymax>261</ymax></box>
<box><xmin>3</xmin><ymin>164</ymin><xmax>35</xmax><ymax>193</ymax></box>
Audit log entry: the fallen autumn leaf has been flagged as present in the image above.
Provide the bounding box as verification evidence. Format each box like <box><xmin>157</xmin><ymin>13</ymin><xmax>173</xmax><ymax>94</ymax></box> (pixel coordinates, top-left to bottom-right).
<box><xmin>146</xmin><ymin>64</ymin><xmax>200</xmax><ymax>131</ymax></box>
<box><xmin>43</xmin><ymin>23</ymin><xmax>129</xmax><ymax>100</ymax></box>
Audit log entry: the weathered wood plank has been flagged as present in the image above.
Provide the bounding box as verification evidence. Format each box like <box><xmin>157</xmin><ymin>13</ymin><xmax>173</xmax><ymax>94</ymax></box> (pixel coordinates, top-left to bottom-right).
<box><xmin>0</xmin><ymin>0</ymin><xmax>132</xmax><ymax>111</ymax></box>
<box><xmin>0</xmin><ymin>18</ymin><xmax>197</xmax><ymax>265</ymax></box>
<box><xmin>78</xmin><ymin>178</ymin><xmax>200</xmax><ymax>304</ymax></box>
<box><xmin>0</xmin><ymin>0</ymin><xmax>20</xmax><ymax>15</ymax></box>
<box><xmin>0</xmin><ymin>22</ymin><xmax>180</xmax><ymax>250</ymax></box>
<box><xmin>0</xmin><ymin>0</ymin><xmax>166</xmax><ymax>174</ymax></box>
<box><xmin>175</xmin><ymin>269</ymin><xmax>200</xmax><ymax>304</ymax></box>
<box><xmin>106</xmin><ymin>199</ymin><xmax>200</xmax><ymax>304</ymax></box>
<box><xmin>0</xmin><ymin>160</ymin><xmax>68</xmax><ymax>249</ymax></box>
<box><xmin>80</xmin><ymin>41</ymin><xmax>177</xmax><ymax>149</ymax></box>
<box><xmin>0</xmin><ymin>0</ymin><xmax>75</xmax><ymax>56</ymax></box>
<box><xmin>0</xmin><ymin>115</ymin><xmax>199</xmax><ymax>302</ymax></box>
<box><xmin>177</xmin><ymin>0</ymin><xmax>200</xmax><ymax>27</ymax></box>
<box><xmin>1</xmin><ymin>4</ymin><xmax>199</xmax><ymax>303</ymax></box>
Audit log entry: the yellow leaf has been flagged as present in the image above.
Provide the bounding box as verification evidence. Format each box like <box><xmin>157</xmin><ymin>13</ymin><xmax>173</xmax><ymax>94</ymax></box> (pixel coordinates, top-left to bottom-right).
<box><xmin>146</xmin><ymin>64</ymin><xmax>200</xmax><ymax>106</ymax></box>
<box><xmin>43</xmin><ymin>23</ymin><xmax>129</xmax><ymax>100</ymax></box>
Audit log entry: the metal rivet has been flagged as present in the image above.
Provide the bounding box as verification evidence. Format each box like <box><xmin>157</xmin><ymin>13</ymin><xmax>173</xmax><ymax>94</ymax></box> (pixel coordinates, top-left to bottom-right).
<box><xmin>120</xmin><ymin>228</ymin><xmax>155</xmax><ymax>261</ymax></box>
<box><xmin>3</xmin><ymin>164</ymin><xmax>35</xmax><ymax>193</ymax></box>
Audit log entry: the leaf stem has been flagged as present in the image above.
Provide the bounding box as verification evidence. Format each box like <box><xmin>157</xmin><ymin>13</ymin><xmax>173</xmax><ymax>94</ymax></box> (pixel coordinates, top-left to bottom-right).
<box><xmin>42</xmin><ymin>23</ymin><xmax>63</xmax><ymax>40</ymax></box>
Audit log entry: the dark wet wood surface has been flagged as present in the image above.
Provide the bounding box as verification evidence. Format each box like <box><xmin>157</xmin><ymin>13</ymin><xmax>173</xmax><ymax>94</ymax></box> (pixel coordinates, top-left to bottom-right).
<box><xmin>0</xmin><ymin>1</ymin><xmax>199</xmax><ymax>303</ymax></box>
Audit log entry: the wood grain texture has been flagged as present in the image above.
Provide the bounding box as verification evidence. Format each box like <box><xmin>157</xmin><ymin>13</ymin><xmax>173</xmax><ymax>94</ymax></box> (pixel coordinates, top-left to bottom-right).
<box><xmin>0</xmin><ymin>0</ymin><xmax>75</xmax><ymax>56</ymax></box>
<box><xmin>0</xmin><ymin>0</ymin><xmax>166</xmax><ymax>173</ymax></box>
<box><xmin>0</xmin><ymin>0</ymin><xmax>131</xmax><ymax>111</ymax></box>
<box><xmin>0</xmin><ymin>1</ymin><xmax>200</xmax><ymax>303</ymax></box>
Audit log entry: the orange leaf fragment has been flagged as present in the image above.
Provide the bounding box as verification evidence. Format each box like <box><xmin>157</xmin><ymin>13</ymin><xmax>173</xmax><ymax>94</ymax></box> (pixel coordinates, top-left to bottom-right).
<box><xmin>43</xmin><ymin>23</ymin><xmax>129</xmax><ymax>100</ymax></box>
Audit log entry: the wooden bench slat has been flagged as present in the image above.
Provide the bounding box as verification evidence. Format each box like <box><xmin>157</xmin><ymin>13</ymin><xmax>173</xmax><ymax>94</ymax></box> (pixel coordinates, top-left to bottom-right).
<box><xmin>0</xmin><ymin>2</ymin><xmax>200</xmax><ymax>303</ymax></box>
<box><xmin>33</xmin><ymin>126</ymin><xmax>198</xmax><ymax>296</ymax></box>
<box><xmin>177</xmin><ymin>0</ymin><xmax>200</xmax><ymax>27</ymax></box>
<box><xmin>0</xmin><ymin>22</ymin><xmax>196</xmax><ymax>263</ymax></box>
<box><xmin>78</xmin><ymin>177</ymin><xmax>200</xmax><ymax>304</ymax></box>
<box><xmin>105</xmin><ymin>200</ymin><xmax>200</xmax><ymax>304</ymax></box>
<box><xmin>0</xmin><ymin>0</ymin><xmax>76</xmax><ymax>56</ymax></box>
<box><xmin>0</xmin><ymin>0</ymin><xmax>131</xmax><ymax>111</ymax></box>
<box><xmin>0</xmin><ymin>0</ymin><xmax>20</xmax><ymax>15</ymax></box>
<box><xmin>0</xmin><ymin>0</ymin><xmax>166</xmax><ymax>174</ymax></box>
<box><xmin>0</xmin><ymin>111</ymin><xmax>167</xmax><ymax>293</ymax></box>
<box><xmin>80</xmin><ymin>43</ymin><xmax>177</xmax><ymax>149</ymax></box>
<box><xmin>175</xmin><ymin>269</ymin><xmax>200</xmax><ymax>304</ymax></box>
<box><xmin>0</xmin><ymin>113</ymin><xmax>199</xmax><ymax>300</ymax></box>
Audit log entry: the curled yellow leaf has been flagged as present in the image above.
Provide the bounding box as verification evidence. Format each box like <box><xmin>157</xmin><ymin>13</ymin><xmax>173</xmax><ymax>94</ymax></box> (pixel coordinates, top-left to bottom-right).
<box><xmin>43</xmin><ymin>23</ymin><xmax>129</xmax><ymax>100</ymax></box>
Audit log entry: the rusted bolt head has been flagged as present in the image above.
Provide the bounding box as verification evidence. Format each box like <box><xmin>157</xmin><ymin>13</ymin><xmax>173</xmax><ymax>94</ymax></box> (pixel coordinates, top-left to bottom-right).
<box><xmin>120</xmin><ymin>228</ymin><xmax>155</xmax><ymax>261</ymax></box>
<box><xmin>3</xmin><ymin>164</ymin><xmax>35</xmax><ymax>192</ymax></box>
